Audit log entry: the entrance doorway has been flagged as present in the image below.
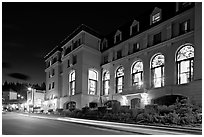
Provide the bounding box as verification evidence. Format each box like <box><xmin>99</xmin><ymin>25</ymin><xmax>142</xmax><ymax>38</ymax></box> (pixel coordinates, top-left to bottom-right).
<box><xmin>130</xmin><ymin>98</ymin><xmax>141</xmax><ymax>109</ymax></box>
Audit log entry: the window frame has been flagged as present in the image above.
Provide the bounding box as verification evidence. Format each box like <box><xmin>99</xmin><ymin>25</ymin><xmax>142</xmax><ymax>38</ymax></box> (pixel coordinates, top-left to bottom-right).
<box><xmin>102</xmin><ymin>71</ymin><xmax>110</xmax><ymax>95</ymax></box>
<box><xmin>116</xmin><ymin>66</ymin><xmax>124</xmax><ymax>93</ymax></box>
<box><xmin>151</xmin><ymin>54</ymin><xmax>165</xmax><ymax>88</ymax></box>
<box><xmin>69</xmin><ymin>71</ymin><xmax>76</xmax><ymax>96</ymax></box>
<box><xmin>132</xmin><ymin>61</ymin><xmax>143</xmax><ymax>88</ymax></box>
<box><xmin>88</xmin><ymin>69</ymin><xmax>98</xmax><ymax>95</ymax></box>
<box><xmin>176</xmin><ymin>44</ymin><xmax>194</xmax><ymax>85</ymax></box>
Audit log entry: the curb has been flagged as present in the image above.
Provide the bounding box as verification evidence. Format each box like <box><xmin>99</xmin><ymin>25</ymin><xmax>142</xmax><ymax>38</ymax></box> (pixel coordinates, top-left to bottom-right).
<box><xmin>17</xmin><ymin>112</ymin><xmax>202</xmax><ymax>135</ymax></box>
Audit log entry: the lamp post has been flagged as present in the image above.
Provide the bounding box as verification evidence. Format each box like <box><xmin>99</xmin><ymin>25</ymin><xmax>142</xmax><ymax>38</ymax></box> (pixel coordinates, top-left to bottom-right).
<box><xmin>28</xmin><ymin>87</ymin><xmax>34</xmax><ymax>113</ymax></box>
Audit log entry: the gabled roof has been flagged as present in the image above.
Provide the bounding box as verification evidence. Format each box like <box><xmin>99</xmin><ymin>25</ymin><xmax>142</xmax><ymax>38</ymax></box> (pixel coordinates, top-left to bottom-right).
<box><xmin>102</xmin><ymin>2</ymin><xmax>179</xmax><ymax>51</ymax></box>
<box><xmin>44</xmin><ymin>24</ymin><xmax>103</xmax><ymax>60</ymax></box>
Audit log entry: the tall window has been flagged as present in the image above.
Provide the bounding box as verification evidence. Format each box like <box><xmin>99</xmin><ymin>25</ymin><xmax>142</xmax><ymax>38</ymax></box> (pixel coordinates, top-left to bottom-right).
<box><xmin>88</xmin><ymin>69</ymin><xmax>98</xmax><ymax>95</ymax></box>
<box><xmin>180</xmin><ymin>20</ymin><xmax>190</xmax><ymax>34</ymax></box>
<box><xmin>69</xmin><ymin>71</ymin><xmax>75</xmax><ymax>95</ymax></box>
<box><xmin>176</xmin><ymin>44</ymin><xmax>194</xmax><ymax>84</ymax></box>
<box><xmin>133</xmin><ymin>43</ymin><xmax>140</xmax><ymax>52</ymax></box>
<box><xmin>153</xmin><ymin>32</ymin><xmax>161</xmax><ymax>45</ymax></box>
<box><xmin>72</xmin><ymin>55</ymin><xmax>77</xmax><ymax>65</ymax></box>
<box><xmin>117</xmin><ymin>50</ymin><xmax>122</xmax><ymax>59</ymax></box>
<box><xmin>151</xmin><ymin>54</ymin><xmax>165</xmax><ymax>88</ymax></box>
<box><xmin>132</xmin><ymin>61</ymin><xmax>143</xmax><ymax>88</ymax></box>
<box><xmin>116</xmin><ymin>66</ymin><xmax>124</xmax><ymax>93</ymax></box>
<box><xmin>103</xmin><ymin>71</ymin><xmax>110</xmax><ymax>95</ymax></box>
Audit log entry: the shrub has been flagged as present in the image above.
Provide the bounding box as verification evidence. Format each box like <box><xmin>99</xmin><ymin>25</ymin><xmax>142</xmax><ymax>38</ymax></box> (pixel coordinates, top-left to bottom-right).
<box><xmin>158</xmin><ymin>105</ymin><xmax>172</xmax><ymax>115</ymax></box>
<box><xmin>145</xmin><ymin>104</ymin><xmax>158</xmax><ymax>114</ymax></box>
<box><xmin>62</xmin><ymin>110</ymin><xmax>72</xmax><ymax>117</ymax></box>
<box><xmin>85</xmin><ymin>110</ymin><xmax>98</xmax><ymax>119</ymax></box>
<box><xmin>130</xmin><ymin>108</ymin><xmax>144</xmax><ymax>119</ymax></box>
<box><xmin>111</xmin><ymin>102</ymin><xmax>121</xmax><ymax>113</ymax></box>
<box><xmin>98</xmin><ymin>106</ymin><xmax>107</xmax><ymax>114</ymax></box>
<box><xmin>82</xmin><ymin>106</ymin><xmax>90</xmax><ymax>114</ymax></box>
<box><xmin>55</xmin><ymin>108</ymin><xmax>64</xmax><ymax>115</ymax></box>
<box><xmin>120</xmin><ymin>106</ymin><xmax>130</xmax><ymax>113</ymax></box>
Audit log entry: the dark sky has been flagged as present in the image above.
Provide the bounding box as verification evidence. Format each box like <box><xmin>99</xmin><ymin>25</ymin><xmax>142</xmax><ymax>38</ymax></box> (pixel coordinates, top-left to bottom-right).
<box><xmin>2</xmin><ymin>2</ymin><xmax>166</xmax><ymax>84</ymax></box>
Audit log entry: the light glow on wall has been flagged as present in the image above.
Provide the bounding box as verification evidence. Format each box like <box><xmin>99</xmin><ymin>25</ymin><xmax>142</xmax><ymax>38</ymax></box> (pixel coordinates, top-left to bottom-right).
<box><xmin>141</xmin><ymin>93</ymin><xmax>149</xmax><ymax>105</ymax></box>
<box><xmin>121</xmin><ymin>96</ymin><xmax>128</xmax><ymax>105</ymax></box>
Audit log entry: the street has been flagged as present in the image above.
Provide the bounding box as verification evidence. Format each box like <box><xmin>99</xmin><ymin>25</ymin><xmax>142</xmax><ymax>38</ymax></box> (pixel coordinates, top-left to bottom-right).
<box><xmin>2</xmin><ymin>112</ymin><xmax>134</xmax><ymax>135</ymax></box>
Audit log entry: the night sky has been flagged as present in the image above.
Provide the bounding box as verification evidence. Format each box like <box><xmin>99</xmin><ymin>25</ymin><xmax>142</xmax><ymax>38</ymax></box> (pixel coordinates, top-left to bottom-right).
<box><xmin>2</xmin><ymin>2</ymin><xmax>168</xmax><ymax>84</ymax></box>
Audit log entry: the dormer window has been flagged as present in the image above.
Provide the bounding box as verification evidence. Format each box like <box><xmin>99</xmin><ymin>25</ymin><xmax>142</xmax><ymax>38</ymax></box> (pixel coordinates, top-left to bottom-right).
<box><xmin>130</xmin><ymin>20</ymin><xmax>139</xmax><ymax>36</ymax></box>
<box><xmin>101</xmin><ymin>38</ymin><xmax>108</xmax><ymax>51</ymax></box>
<box><xmin>151</xmin><ymin>7</ymin><xmax>162</xmax><ymax>25</ymax></box>
<box><xmin>152</xmin><ymin>12</ymin><xmax>161</xmax><ymax>23</ymax></box>
<box><xmin>114</xmin><ymin>30</ymin><xmax>122</xmax><ymax>44</ymax></box>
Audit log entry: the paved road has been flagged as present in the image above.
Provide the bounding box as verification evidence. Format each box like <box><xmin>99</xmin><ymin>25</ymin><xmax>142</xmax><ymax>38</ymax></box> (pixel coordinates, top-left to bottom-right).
<box><xmin>2</xmin><ymin>112</ymin><xmax>135</xmax><ymax>135</ymax></box>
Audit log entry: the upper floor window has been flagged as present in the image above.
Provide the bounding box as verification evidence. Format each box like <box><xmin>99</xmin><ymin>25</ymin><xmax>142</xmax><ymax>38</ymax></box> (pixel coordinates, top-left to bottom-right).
<box><xmin>151</xmin><ymin>54</ymin><xmax>165</xmax><ymax>88</ymax></box>
<box><xmin>116</xmin><ymin>66</ymin><xmax>124</xmax><ymax>93</ymax></box>
<box><xmin>52</xmin><ymin>57</ymin><xmax>57</xmax><ymax>64</ymax></box>
<box><xmin>69</xmin><ymin>71</ymin><xmax>76</xmax><ymax>95</ymax></box>
<box><xmin>176</xmin><ymin>44</ymin><xmax>194</xmax><ymax>84</ymax></box>
<box><xmin>51</xmin><ymin>69</ymin><xmax>55</xmax><ymax>77</ymax></box>
<box><xmin>132</xmin><ymin>61</ymin><xmax>143</xmax><ymax>88</ymax></box>
<box><xmin>178</xmin><ymin>2</ymin><xmax>192</xmax><ymax>11</ymax></box>
<box><xmin>48</xmin><ymin>83</ymin><xmax>51</xmax><ymax>90</ymax></box>
<box><xmin>153</xmin><ymin>32</ymin><xmax>161</xmax><ymax>45</ymax></box>
<box><xmin>88</xmin><ymin>69</ymin><xmax>98</xmax><ymax>95</ymax></box>
<box><xmin>130</xmin><ymin>20</ymin><xmax>139</xmax><ymax>36</ymax></box>
<box><xmin>117</xmin><ymin>50</ymin><xmax>122</xmax><ymax>59</ymax></box>
<box><xmin>103</xmin><ymin>71</ymin><xmax>110</xmax><ymax>95</ymax></box>
<box><xmin>151</xmin><ymin>7</ymin><xmax>162</xmax><ymax>25</ymax></box>
<box><xmin>52</xmin><ymin>82</ymin><xmax>55</xmax><ymax>89</ymax></box>
<box><xmin>180</xmin><ymin>20</ymin><xmax>190</xmax><ymax>35</ymax></box>
<box><xmin>72</xmin><ymin>55</ymin><xmax>77</xmax><ymax>65</ymax></box>
<box><xmin>133</xmin><ymin>43</ymin><xmax>140</xmax><ymax>52</ymax></box>
<box><xmin>103</xmin><ymin>55</ymin><xmax>109</xmax><ymax>64</ymax></box>
<box><xmin>67</xmin><ymin>59</ymin><xmax>70</xmax><ymax>68</ymax></box>
<box><xmin>73</xmin><ymin>38</ymin><xmax>81</xmax><ymax>50</ymax></box>
<box><xmin>114</xmin><ymin>30</ymin><xmax>122</xmax><ymax>44</ymax></box>
<box><xmin>101</xmin><ymin>39</ymin><xmax>108</xmax><ymax>51</ymax></box>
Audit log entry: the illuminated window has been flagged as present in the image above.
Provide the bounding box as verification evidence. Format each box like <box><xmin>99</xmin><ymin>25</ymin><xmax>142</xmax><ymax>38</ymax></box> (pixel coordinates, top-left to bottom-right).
<box><xmin>151</xmin><ymin>54</ymin><xmax>165</xmax><ymax>88</ymax></box>
<box><xmin>88</xmin><ymin>69</ymin><xmax>98</xmax><ymax>95</ymax></box>
<box><xmin>176</xmin><ymin>44</ymin><xmax>194</xmax><ymax>84</ymax></box>
<box><xmin>152</xmin><ymin>12</ymin><xmax>161</xmax><ymax>23</ymax></box>
<box><xmin>132</xmin><ymin>61</ymin><xmax>143</xmax><ymax>88</ymax></box>
<box><xmin>116</xmin><ymin>66</ymin><xmax>124</xmax><ymax>93</ymax></box>
<box><xmin>103</xmin><ymin>71</ymin><xmax>110</xmax><ymax>95</ymax></box>
<box><xmin>69</xmin><ymin>71</ymin><xmax>75</xmax><ymax>95</ymax></box>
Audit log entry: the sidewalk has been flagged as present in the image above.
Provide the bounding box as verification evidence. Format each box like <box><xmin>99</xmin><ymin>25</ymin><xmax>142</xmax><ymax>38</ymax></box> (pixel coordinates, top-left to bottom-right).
<box><xmin>17</xmin><ymin>111</ymin><xmax>202</xmax><ymax>135</ymax></box>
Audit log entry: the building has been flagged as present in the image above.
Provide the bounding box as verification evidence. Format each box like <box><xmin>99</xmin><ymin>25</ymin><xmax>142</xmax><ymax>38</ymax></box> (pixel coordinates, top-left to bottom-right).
<box><xmin>44</xmin><ymin>2</ymin><xmax>202</xmax><ymax>110</ymax></box>
<box><xmin>27</xmin><ymin>88</ymin><xmax>45</xmax><ymax>111</ymax></box>
<box><xmin>2</xmin><ymin>90</ymin><xmax>18</xmax><ymax>104</ymax></box>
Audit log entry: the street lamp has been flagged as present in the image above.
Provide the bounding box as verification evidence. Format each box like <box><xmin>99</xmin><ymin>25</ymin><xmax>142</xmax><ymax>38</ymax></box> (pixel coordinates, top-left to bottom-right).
<box><xmin>28</xmin><ymin>87</ymin><xmax>35</xmax><ymax>113</ymax></box>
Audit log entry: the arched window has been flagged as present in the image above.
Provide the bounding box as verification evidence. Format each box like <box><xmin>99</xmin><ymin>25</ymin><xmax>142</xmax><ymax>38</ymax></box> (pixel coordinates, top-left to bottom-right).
<box><xmin>103</xmin><ymin>71</ymin><xmax>110</xmax><ymax>95</ymax></box>
<box><xmin>88</xmin><ymin>69</ymin><xmax>98</xmax><ymax>95</ymax></box>
<box><xmin>116</xmin><ymin>66</ymin><xmax>124</xmax><ymax>93</ymax></box>
<box><xmin>69</xmin><ymin>71</ymin><xmax>75</xmax><ymax>95</ymax></box>
<box><xmin>176</xmin><ymin>44</ymin><xmax>194</xmax><ymax>84</ymax></box>
<box><xmin>132</xmin><ymin>61</ymin><xmax>143</xmax><ymax>88</ymax></box>
<box><xmin>151</xmin><ymin>54</ymin><xmax>165</xmax><ymax>88</ymax></box>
